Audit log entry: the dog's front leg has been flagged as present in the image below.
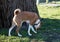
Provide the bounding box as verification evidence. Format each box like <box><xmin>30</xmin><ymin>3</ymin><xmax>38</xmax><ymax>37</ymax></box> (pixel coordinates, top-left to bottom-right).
<box><xmin>29</xmin><ymin>24</ymin><xmax>37</xmax><ymax>34</ymax></box>
<box><xmin>28</xmin><ymin>24</ymin><xmax>32</xmax><ymax>36</ymax></box>
<box><xmin>28</xmin><ymin>24</ymin><xmax>37</xmax><ymax>36</ymax></box>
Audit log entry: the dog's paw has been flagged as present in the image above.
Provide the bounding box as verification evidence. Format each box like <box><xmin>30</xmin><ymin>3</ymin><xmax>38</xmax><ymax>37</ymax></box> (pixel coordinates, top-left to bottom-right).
<box><xmin>8</xmin><ymin>35</ymin><xmax>11</xmax><ymax>36</ymax></box>
<box><xmin>18</xmin><ymin>34</ymin><xmax>22</xmax><ymax>37</ymax></box>
<box><xmin>18</xmin><ymin>33</ymin><xmax>22</xmax><ymax>37</ymax></box>
<box><xmin>29</xmin><ymin>34</ymin><xmax>32</xmax><ymax>36</ymax></box>
<box><xmin>35</xmin><ymin>31</ymin><xmax>37</xmax><ymax>34</ymax></box>
<box><xmin>8</xmin><ymin>34</ymin><xmax>11</xmax><ymax>36</ymax></box>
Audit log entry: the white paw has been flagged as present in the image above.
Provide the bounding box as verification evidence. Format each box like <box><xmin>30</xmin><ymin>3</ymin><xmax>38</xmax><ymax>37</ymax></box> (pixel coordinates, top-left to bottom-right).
<box><xmin>34</xmin><ymin>31</ymin><xmax>37</xmax><ymax>34</ymax></box>
<box><xmin>29</xmin><ymin>34</ymin><xmax>32</xmax><ymax>36</ymax></box>
<box><xmin>8</xmin><ymin>33</ymin><xmax>11</xmax><ymax>36</ymax></box>
<box><xmin>8</xmin><ymin>34</ymin><xmax>11</xmax><ymax>36</ymax></box>
<box><xmin>18</xmin><ymin>35</ymin><xmax>22</xmax><ymax>37</ymax></box>
<box><xmin>18</xmin><ymin>33</ymin><xmax>22</xmax><ymax>37</ymax></box>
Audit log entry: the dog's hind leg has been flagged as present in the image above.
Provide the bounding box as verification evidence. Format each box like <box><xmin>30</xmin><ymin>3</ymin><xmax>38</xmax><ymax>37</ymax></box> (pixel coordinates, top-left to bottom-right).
<box><xmin>16</xmin><ymin>27</ymin><xmax>22</xmax><ymax>37</ymax></box>
<box><xmin>16</xmin><ymin>28</ymin><xmax>22</xmax><ymax>36</ymax></box>
<box><xmin>16</xmin><ymin>22</ymin><xmax>22</xmax><ymax>37</ymax></box>
<box><xmin>8</xmin><ymin>22</ymin><xmax>16</xmax><ymax>36</ymax></box>
<box><xmin>18</xmin><ymin>32</ymin><xmax>22</xmax><ymax>37</ymax></box>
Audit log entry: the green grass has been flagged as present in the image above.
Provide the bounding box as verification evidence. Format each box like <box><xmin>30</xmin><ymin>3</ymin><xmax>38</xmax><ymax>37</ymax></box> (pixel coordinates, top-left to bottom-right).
<box><xmin>0</xmin><ymin>6</ymin><xmax>60</xmax><ymax>42</ymax></box>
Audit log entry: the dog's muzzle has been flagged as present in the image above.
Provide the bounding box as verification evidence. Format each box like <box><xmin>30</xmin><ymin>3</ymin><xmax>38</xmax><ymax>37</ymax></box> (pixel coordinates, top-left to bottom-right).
<box><xmin>33</xmin><ymin>19</ymin><xmax>41</xmax><ymax>29</ymax></box>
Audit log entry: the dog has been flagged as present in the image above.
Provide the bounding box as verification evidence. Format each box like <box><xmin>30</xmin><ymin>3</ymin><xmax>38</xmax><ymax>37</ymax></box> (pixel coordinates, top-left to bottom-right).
<box><xmin>8</xmin><ymin>9</ymin><xmax>41</xmax><ymax>36</ymax></box>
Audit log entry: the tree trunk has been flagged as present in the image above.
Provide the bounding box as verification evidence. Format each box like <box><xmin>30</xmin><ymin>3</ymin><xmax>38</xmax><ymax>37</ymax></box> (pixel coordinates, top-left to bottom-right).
<box><xmin>0</xmin><ymin>0</ymin><xmax>39</xmax><ymax>28</ymax></box>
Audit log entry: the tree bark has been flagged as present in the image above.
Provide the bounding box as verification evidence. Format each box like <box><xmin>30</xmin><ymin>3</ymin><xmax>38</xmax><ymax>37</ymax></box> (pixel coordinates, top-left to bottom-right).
<box><xmin>0</xmin><ymin>0</ymin><xmax>39</xmax><ymax>28</ymax></box>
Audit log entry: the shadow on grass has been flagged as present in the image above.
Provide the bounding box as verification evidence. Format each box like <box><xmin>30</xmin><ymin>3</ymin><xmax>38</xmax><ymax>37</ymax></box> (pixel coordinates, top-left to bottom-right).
<box><xmin>0</xmin><ymin>18</ymin><xmax>60</xmax><ymax>42</ymax></box>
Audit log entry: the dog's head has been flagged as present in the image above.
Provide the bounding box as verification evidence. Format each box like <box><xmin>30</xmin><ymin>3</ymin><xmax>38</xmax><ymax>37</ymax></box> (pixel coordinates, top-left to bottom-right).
<box><xmin>14</xmin><ymin>8</ymin><xmax>21</xmax><ymax>15</ymax></box>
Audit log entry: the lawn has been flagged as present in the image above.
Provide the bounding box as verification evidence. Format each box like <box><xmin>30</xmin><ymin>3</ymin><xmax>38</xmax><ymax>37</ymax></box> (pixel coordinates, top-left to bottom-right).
<box><xmin>0</xmin><ymin>5</ymin><xmax>60</xmax><ymax>42</ymax></box>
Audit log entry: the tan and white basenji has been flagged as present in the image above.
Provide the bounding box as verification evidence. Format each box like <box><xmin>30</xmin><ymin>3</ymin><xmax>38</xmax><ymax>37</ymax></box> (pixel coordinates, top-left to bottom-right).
<box><xmin>8</xmin><ymin>9</ymin><xmax>41</xmax><ymax>36</ymax></box>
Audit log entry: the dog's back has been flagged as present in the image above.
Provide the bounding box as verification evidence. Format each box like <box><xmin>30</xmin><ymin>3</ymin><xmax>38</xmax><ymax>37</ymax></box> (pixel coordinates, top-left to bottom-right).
<box><xmin>13</xmin><ymin>11</ymin><xmax>39</xmax><ymax>26</ymax></box>
<box><xmin>18</xmin><ymin>11</ymin><xmax>38</xmax><ymax>21</ymax></box>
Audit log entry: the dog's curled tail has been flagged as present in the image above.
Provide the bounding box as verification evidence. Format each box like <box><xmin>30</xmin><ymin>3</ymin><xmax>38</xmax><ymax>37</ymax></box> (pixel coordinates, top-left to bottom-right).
<box><xmin>14</xmin><ymin>8</ymin><xmax>21</xmax><ymax>15</ymax></box>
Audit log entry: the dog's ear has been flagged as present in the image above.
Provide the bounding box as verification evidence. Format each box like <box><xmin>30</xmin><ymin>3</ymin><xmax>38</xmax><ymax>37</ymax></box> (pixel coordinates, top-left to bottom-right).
<box><xmin>14</xmin><ymin>9</ymin><xmax>21</xmax><ymax>15</ymax></box>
